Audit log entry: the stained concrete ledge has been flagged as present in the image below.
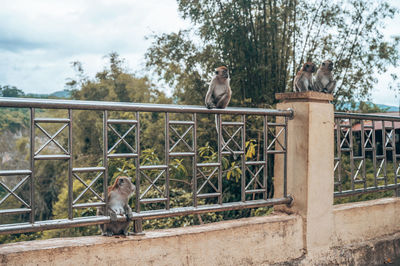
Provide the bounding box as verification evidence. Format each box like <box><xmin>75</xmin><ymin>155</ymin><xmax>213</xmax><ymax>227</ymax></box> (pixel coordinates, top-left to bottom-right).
<box><xmin>0</xmin><ymin>214</ymin><xmax>304</xmax><ymax>266</ymax></box>
<box><xmin>333</xmin><ymin>197</ymin><xmax>400</xmax><ymax>245</ymax></box>
<box><xmin>275</xmin><ymin>91</ymin><xmax>333</xmax><ymax>103</ymax></box>
<box><xmin>274</xmin><ymin>231</ymin><xmax>400</xmax><ymax>266</ymax></box>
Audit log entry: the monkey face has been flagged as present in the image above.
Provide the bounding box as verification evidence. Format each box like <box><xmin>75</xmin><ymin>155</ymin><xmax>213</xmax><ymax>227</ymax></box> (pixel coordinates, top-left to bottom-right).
<box><xmin>303</xmin><ymin>62</ymin><xmax>316</xmax><ymax>73</ymax></box>
<box><xmin>215</xmin><ymin>66</ymin><xmax>229</xmax><ymax>79</ymax></box>
<box><xmin>115</xmin><ymin>176</ymin><xmax>136</xmax><ymax>196</ymax></box>
<box><xmin>322</xmin><ymin>60</ymin><xmax>334</xmax><ymax>71</ymax></box>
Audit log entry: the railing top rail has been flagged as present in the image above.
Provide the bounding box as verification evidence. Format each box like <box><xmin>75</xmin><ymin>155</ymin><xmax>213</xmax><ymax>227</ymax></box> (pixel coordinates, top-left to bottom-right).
<box><xmin>0</xmin><ymin>97</ymin><xmax>293</xmax><ymax>116</ymax></box>
<box><xmin>334</xmin><ymin>111</ymin><xmax>400</xmax><ymax>121</ymax></box>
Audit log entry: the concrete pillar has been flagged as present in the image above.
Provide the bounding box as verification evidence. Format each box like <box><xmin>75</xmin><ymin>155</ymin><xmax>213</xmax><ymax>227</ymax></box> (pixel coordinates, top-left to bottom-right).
<box><xmin>274</xmin><ymin>91</ymin><xmax>334</xmax><ymax>253</ymax></box>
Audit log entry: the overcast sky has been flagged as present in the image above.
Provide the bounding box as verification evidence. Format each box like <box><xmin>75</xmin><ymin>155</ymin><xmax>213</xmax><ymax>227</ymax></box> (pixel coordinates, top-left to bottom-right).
<box><xmin>0</xmin><ymin>0</ymin><xmax>399</xmax><ymax>106</ymax></box>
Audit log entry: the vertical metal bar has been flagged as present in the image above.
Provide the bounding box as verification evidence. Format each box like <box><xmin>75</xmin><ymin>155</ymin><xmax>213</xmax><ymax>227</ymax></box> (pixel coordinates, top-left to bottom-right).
<box><xmin>392</xmin><ymin>121</ymin><xmax>398</xmax><ymax>196</ymax></box>
<box><xmin>135</xmin><ymin>111</ymin><xmax>141</xmax><ymax>213</ymax></box>
<box><xmin>217</xmin><ymin>114</ymin><xmax>222</xmax><ymax>204</ymax></box>
<box><xmin>30</xmin><ymin>108</ymin><xmax>35</xmax><ymax>224</ymax></box>
<box><xmin>262</xmin><ymin>115</ymin><xmax>268</xmax><ymax>200</ymax></box>
<box><xmin>382</xmin><ymin>120</ymin><xmax>387</xmax><ymax>187</ymax></box>
<box><xmin>134</xmin><ymin>111</ymin><xmax>143</xmax><ymax>234</ymax></box>
<box><xmin>241</xmin><ymin>115</ymin><xmax>246</xmax><ymax>202</ymax></box>
<box><xmin>68</xmin><ymin>109</ymin><xmax>73</xmax><ymax>220</ymax></box>
<box><xmin>336</xmin><ymin>118</ymin><xmax>342</xmax><ymax>193</ymax></box>
<box><xmin>360</xmin><ymin>120</ymin><xmax>366</xmax><ymax>190</ymax></box>
<box><xmin>349</xmin><ymin>119</ymin><xmax>354</xmax><ymax>192</ymax></box>
<box><xmin>192</xmin><ymin>113</ymin><xmax>198</xmax><ymax>207</ymax></box>
<box><xmin>103</xmin><ymin>110</ymin><xmax>108</xmax><ymax>212</ymax></box>
<box><xmin>165</xmin><ymin>112</ymin><xmax>170</xmax><ymax>210</ymax></box>
<box><xmin>283</xmin><ymin>117</ymin><xmax>288</xmax><ymax>198</ymax></box>
<box><xmin>372</xmin><ymin>120</ymin><xmax>377</xmax><ymax>188</ymax></box>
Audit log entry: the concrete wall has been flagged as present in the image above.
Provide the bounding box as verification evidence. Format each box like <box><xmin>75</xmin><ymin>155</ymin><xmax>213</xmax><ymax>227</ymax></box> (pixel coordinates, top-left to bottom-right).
<box><xmin>0</xmin><ymin>215</ymin><xmax>304</xmax><ymax>266</ymax></box>
<box><xmin>333</xmin><ymin>197</ymin><xmax>400</xmax><ymax>245</ymax></box>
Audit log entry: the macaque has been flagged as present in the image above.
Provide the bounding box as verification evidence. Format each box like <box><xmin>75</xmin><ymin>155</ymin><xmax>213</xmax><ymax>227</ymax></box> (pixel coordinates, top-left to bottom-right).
<box><xmin>314</xmin><ymin>60</ymin><xmax>336</xmax><ymax>94</ymax></box>
<box><xmin>204</xmin><ymin>66</ymin><xmax>237</xmax><ymax>159</ymax></box>
<box><xmin>293</xmin><ymin>62</ymin><xmax>316</xmax><ymax>92</ymax></box>
<box><xmin>205</xmin><ymin>66</ymin><xmax>231</xmax><ymax>109</ymax></box>
<box><xmin>97</xmin><ymin>176</ymin><xmax>135</xmax><ymax>236</ymax></box>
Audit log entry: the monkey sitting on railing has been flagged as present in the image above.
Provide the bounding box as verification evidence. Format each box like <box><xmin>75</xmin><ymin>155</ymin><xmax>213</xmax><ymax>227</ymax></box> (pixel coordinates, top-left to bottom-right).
<box><xmin>97</xmin><ymin>176</ymin><xmax>135</xmax><ymax>236</ymax></box>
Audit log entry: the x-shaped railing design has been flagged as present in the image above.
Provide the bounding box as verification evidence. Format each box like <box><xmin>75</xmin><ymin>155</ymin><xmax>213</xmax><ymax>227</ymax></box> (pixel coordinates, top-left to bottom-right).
<box><xmin>222</xmin><ymin>126</ymin><xmax>242</xmax><ymax>152</ymax></box>
<box><xmin>363</xmin><ymin>128</ymin><xmax>373</xmax><ymax>148</ymax></box>
<box><xmin>245</xmin><ymin>166</ymin><xmax>264</xmax><ymax>190</ymax></box>
<box><xmin>108</xmin><ymin>124</ymin><xmax>136</xmax><ymax>154</ymax></box>
<box><xmin>376</xmin><ymin>159</ymin><xmax>386</xmax><ymax>179</ymax></box>
<box><xmin>267</xmin><ymin>126</ymin><xmax>285</xmax><ymax>151</ymax></box>
<box><xmin>73</xmin><ymin>172</ymin><xmax>104</xmax><ymax>204</ymax></box>
<box><xmin>0</xmin><ymin>175</ymin><xmax>30</xmax><ymax>208</ymax></box>
<box><xmin>384</xmin><ymin>129</ymin><xmax>394</xmax><ymax>148</ymax></box>
<box><xmin>339</xmin><ymin>127</ymin><xmax>351</xmax><ymax>149</ymax></box>
<box><xmin>140</xmin><ymin>170</ymin><xmax>165</xmax><ymax>199</ymax></box>
<box><xmin>35</xmin><ymin>123</ymin><xmax>69</xmax><ymax>155</ymax></box>
<box><xmin>169</xmin><ymin>125</ymin><xmax>193</xmax><ymax>152</ymax></box>
<box><xmin>197</xmin><ymin>167</ymin><xmax>218</xmax><ymax>194</ymax></box>
<box><xmin>352</xmin><ymin>160</ymin><xmax>364</xmax><ymax>181</ymax></box>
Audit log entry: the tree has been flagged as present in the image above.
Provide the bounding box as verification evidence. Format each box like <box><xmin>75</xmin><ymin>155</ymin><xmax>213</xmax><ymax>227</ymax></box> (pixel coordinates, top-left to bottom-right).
<box><xmin>145</xmin><ymin>0</ymin><xmax>399</xmax><ymax>109</ymax></box>
<box><xmin>66</xmin><ymin>52</ymin><xmax>172</xmax><ymax>157</ymax></box>
<box><xmin>0</xmin><ymin>85</ymin><xmax>25</xmax><ymax>97</ymax></box>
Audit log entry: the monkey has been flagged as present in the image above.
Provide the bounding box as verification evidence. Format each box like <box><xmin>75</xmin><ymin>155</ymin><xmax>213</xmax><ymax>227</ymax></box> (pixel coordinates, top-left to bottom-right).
<box><xmin>205</xmin><ymin>66</ymin><xmax>231</xmax><ymax>109</ymax></box>
<box><xmin>293</xmin><ymin>62</ymin><xmax>316</xmax><ymax>92</ymax></box>
<box><xmin>314</xmin><ymin>60</ymin><xmax>336</xmax><ymax>94</ymax></box>
<box><xmin>204</xmin><ymin>66</ymin><xmax>237</xmax><ymax>159</ymax></box>
<box><xmin>97</xmin><ymin>176</ymin><xmax>135</xmax><ymax>236</ymax></box>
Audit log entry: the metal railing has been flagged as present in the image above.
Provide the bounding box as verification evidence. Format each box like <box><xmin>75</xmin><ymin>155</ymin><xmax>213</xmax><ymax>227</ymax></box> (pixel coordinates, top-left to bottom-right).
<box><xmin>0</xmin><ymin>97</ymin><xmax>293</xmax><ymax>234</ymax></box>
<box><xmin>334</xmin><ymin>112</ymin><xmax>400</xmax><ymax>198</ymax></box>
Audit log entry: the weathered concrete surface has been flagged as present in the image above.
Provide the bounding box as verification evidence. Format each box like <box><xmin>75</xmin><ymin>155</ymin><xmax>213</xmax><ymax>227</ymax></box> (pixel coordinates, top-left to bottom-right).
<box><xmin>275</xmin><ymin>91</ymin><xmax>334</xmax><ymax>252</ymax></box>
<box><xmin>275</xmin><ymin>91</ymin><xmax>333</xmax><ymax>103</ymax></box>
<box><xmin>333</xmin><ymin>197</ymin><xmax>400</xmax><ymax>245</ymax></box>
<box><xmin>274</xmin><ymin>231</ymin><xmax>400</xmax><ymax>266</ymax></box>
<box><xmin>0</xmin><ymin>214</ymin><xmax>304</xmax><ymax>266</ymax></box>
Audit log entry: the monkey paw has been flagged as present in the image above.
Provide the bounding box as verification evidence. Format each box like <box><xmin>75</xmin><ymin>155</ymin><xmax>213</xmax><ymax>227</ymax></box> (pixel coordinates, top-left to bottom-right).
<box><xmin>110</xmin><ymin>211</ymin><xmax>118</xmax><ymax>222</ymax></box>
<box><xmin>206</xmin><ymin>103</ymin><xmax>215</xmax><ymax>109</ymax></box>
<box><xmin>102</xmin><ymin>231</ymin><xmax>113</xmax><ymax>237</ymax></box>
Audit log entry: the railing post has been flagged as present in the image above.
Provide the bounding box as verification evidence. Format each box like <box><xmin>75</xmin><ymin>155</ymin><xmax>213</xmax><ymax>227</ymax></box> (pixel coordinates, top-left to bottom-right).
<box><xmin>274</xmin><ymin>91</ymin><xmax>334</xmax><ymax>254</ymax></box>
<box><xmin>133</xmin><ymin>111</ymin><xmax>143</xmax><ymax>235</ymax></box>
<box><xmin>30</xmin><ymin>108</ymin><xmax>35</xmax><ymax>224</ymax></box>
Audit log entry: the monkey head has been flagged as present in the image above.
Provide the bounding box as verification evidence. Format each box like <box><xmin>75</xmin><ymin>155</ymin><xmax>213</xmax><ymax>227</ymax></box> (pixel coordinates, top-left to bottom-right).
<box><xmin>321</xmin><ymin>60</ymin><xmax>334</xmax><ymax>71</ymax></box>
<box><xmin>302</xmin><ymin>62</ymin><xmax>316</xmax><ymax>73</ymax></box>
<box><xmin>215</xmin><ymin>66</ymin><xmax>229</xmax><ymax>79</ymax></box>
<box><xmin>108</xmin><ymin>176</ymin><xmax>135</xmax><ymax>197</ymax></box>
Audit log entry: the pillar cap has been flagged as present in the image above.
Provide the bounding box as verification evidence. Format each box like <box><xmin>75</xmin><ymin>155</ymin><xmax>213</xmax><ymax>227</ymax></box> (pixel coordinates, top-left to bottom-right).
<box><xmin>275</xmin><ymin>91</ymin><xmax>333</xmax><ymax>103</ymax></box>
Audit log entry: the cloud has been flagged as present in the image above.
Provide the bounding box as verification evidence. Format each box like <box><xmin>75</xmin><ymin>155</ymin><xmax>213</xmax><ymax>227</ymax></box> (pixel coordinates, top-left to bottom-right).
<box><xmin>0</xmin><ymin>0</ymin><xmax>190</xmax><ymax>95</ymax></box>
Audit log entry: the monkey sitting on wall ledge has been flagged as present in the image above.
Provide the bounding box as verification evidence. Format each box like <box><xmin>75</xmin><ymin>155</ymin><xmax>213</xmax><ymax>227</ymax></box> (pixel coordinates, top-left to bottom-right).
<box><xmin>314</xmin><ymin>60</ymin><xmax>336</xmax><ymax>94</ymax></box>
<box><xmin>293</xmin><ymin>62</ymin><xmax>316</xmax><ymax>92</ymax></box>
<box><xmin>97</xmin><ymin>176</ymin><xmax>135</xmax><ymax>236</ymax></box>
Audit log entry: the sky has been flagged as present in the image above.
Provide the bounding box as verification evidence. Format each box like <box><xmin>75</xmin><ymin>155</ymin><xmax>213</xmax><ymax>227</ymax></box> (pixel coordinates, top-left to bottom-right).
<box><xmin>0</xmin><ymin>0</ymin><xmax>399</xmax><ymax>106</ymax></box>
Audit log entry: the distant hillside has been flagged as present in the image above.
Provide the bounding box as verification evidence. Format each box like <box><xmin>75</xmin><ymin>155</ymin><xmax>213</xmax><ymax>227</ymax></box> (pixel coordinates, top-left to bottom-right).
<box><xmin>376</xmin><ymin>104</ymin><xmax>398</xmax><ymax>112</ymax></box>
<box><xmin>26</xmin><ymin>90</ymin><xmax>71</xmax><ymax>99</ymax></box>
<box><xmin>339</xmin><ymin>101</ymin><xmax>398</xmax><ymax>112</ymax></box>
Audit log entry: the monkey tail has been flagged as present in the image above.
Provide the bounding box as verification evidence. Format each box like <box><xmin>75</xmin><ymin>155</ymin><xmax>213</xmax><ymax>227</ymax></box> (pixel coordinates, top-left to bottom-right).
<box><xmin>214</xmin><ymin>114</ymin><xmax>237</xmax><ymax>160</ymax></box>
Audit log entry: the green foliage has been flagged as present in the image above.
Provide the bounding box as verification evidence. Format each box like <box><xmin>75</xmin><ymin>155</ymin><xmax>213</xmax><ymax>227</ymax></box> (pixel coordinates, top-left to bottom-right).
<box><xmin>146</xmin><ymin>0</ymin><xmax>399</xmax><ymax>108</ymax></box>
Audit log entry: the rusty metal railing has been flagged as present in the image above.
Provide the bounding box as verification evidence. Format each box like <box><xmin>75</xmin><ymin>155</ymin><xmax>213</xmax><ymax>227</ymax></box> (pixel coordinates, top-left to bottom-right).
<box><xmin>334</xmin><ymin>112</ymin><xmax>400</xmax><ymax>198</ymax></box>
<box><xmin>0</xmin><ymin>97</ymin><xmax>293</xmax><ymax>234</ymax></box>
